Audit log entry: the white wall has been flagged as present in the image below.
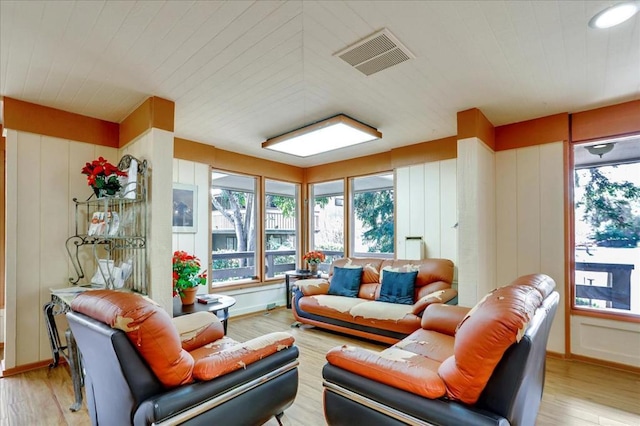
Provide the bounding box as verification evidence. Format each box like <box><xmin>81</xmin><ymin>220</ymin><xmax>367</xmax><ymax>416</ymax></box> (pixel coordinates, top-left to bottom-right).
<box><xmin>571</xmin><ymin>316</ymin><xmax>640</xmax><ymax>367</ymax></box>
<box><xmin>4</xmin><ymin>129</ymin><xmax>118</xmax><ymax>368</ymax></box>
<box><xmin>457</xmin><ymin>137</ymin><xmax>496</xmax><ymax>307</ymax></box>
<box><xmin>396</xmin><ymin>159</ymin><xmax>458</xmax><ymax>277</ymax></box>
<box><xmin>172</xmin><ymin>159</ymin><xmax>210</xmax><ymax>295</ymax></box>
<box><xmin>122</xmin><ymin>129</ymin><xmax>174</xmax><ymax>315</ymax></box>
<box><xmin>495</xmin><ymin>142</ymin><xmax>566</xmax><ymax>353</ymax></box>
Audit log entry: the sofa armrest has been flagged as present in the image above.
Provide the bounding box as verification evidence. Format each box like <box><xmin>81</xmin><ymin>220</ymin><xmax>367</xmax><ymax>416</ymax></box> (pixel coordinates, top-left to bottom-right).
<box><xmin>172</xmin><ymin>311</ymin><xmax>224</xmax><ymax>351</ymax></box>
<box><xmin>325</xmin><ymin>345</ymin><xmax>446</xmax><ymax>399</ymax></box>
<box><xmin>411</xmin><ymin>288</ymin><xmax>458</xmax><ymax>315</ymax></box>
<box><xmin>193</xmin><ymin>332</ymin><xmax>295</xmax><ymax>381</ymax></box>
<box><xmin>420</xmin><ymin>304</ymin><xmax>471</xmax><ymax>335</ymax></box>
<box><xmin>296</xmin><ymin>278</ymin><xmax>330</xmax><ymax>296</ymax></box>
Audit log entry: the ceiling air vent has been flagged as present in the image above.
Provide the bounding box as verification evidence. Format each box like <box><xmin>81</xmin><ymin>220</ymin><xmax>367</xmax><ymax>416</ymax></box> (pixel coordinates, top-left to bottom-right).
<box><xmin>335</xmin><ymin>29</ymin><xmax>415</xmax><ymax>76</ymax></box>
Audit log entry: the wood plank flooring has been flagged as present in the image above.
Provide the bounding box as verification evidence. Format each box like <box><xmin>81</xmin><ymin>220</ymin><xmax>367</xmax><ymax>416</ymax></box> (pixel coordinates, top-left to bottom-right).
<box><xmin>1</xmin><ymin>308</ymin><xmax>639</xmax><ymax>425</ymax></box>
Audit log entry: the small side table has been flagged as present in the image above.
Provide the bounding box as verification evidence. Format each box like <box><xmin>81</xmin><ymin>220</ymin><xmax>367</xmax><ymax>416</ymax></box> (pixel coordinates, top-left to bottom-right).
<box><xmin>285</xmin><ymin>270</ymin><xmax>321</xmax><ymax>309</ymax></box>
<box><xmin>173</xmin><ymin>294</ymin><xmax>236</xmax><ymax>334</ymax></box>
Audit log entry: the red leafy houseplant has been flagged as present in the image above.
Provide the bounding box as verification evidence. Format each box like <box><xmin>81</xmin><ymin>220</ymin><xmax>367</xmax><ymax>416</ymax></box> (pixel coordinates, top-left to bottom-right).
<box><xmin>172</xmin><ymin>251</ymin><xmax>208</xmax><ymax>299</ymax></box>
<box><xmin>81</xmin><ymin>156</ymin><xmax>127</xmax><ymax>197</ymax></box>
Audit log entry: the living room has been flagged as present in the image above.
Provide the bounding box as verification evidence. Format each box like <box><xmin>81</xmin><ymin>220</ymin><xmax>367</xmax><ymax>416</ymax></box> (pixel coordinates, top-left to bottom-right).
<box><xmin>1</xmin><ymin>1</ymin><xmax>639</xmax><ymax>425</ymax></box>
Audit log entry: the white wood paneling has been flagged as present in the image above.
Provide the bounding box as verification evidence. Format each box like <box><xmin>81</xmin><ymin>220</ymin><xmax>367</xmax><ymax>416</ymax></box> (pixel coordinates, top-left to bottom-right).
<box><xmin>439</xmin><ymin>159</ymin><xmax>457</xmax><ymax>267</ymax></box>
<box><xmin>396</xmin><ymin>158</ymin><xmax>457</xmax><ymax>268</ymax></box>
<box><xmin>539</xmin><ymin>143</ymin><xmax>566</xmax><ymax>352</ymax></box>
<box><xmin>495</xmin><ymin>142</ymin><xmax>566</xmax><ymax>354</ymax></box>
<box><xmin>477</xmin><ymin>141</ymin><xmax>496</xmax><ymax>299</ymax></box>
<box><xmin>571</xmin><ymin>316</ymin><xmax>640</xmax><ymax>367</ymax></box>
<box><xmin>457</xmin><ymin>137</ymin><xmax>497</xmax><ymax>306</ymax></box>
<box><xmin>395</xmin><ymin>167</ymin><xmax>410</xmax><ymax>259</ymax></box>
<box><xmin>4</xmin><ymin>130</ymin><xmax>120</xmax><ymax>367</ymax></box>
<box><xmin>16</xmin><ymin>132</ymin><xmax>43</xmax><ymax>364</ymax></box>
<box><xmin>495</xmin><ymin>150</ymin><xmax>518</xmax><ymax>286</ymax></box>
<box><xmin>172</xmin><ymin>158</ymin><xmax>210</xmax><ymax>294</ymax></box>
<box><xmin>423</xmin><ymin>162</ymin><xmax>440</xmax><ymax>258</ymax></box>
<box><xmin>4</xmin><ymin>2</ymin><xmax>637</xmax><ymax>168</ymax></box>
<box><xmin>516</xmin><ymin>146</ymin><xmax>541</xmax><ymax>275</ymax></box>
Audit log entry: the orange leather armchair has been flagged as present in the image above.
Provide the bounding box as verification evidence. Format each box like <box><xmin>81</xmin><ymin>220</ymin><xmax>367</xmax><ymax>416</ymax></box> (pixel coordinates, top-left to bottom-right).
<box><xmin>322</xmin><ymin>274</ymin><xmax>559</xmax><ymax>426</ymax></box>
<box><xmin>67</xmin><ymin>290</ymin><xmax>299</xmax><ymax>425</ymax></box>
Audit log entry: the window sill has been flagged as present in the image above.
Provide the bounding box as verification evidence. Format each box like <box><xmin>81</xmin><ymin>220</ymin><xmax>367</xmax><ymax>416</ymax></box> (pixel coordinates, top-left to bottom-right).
<box><xmin>571</xmin><ymin>307</ymin><xmax>640</xmax><ymax>323</ymax></box>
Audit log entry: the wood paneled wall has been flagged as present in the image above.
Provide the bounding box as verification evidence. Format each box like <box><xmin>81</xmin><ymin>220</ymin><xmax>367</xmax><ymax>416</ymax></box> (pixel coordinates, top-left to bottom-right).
<box><xmin>395</xmin><ymin>160</ymin><xmax>457</xmax><ymax>271</ymax></box>
<box><xmin>495</xmin><ymin>142</ymin><xmax>566</xmax><ymax>353</ymax></box>
<box><xmin>4</xmin><ymin>130</ymin><xmax>118</xmax><ymax>368</ymax></box>
<box><xmin>172</xmin><ymin>158</ymin><xmax>211</xmax><ymax>290</ymax></box>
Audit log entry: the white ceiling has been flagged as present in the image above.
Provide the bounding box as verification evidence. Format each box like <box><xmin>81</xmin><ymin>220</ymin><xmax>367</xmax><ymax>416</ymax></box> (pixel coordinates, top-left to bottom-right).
<box><xmin>1</xmin><ymin>1</ymin><xmax>639</xmax><ymax>167</ymax></box>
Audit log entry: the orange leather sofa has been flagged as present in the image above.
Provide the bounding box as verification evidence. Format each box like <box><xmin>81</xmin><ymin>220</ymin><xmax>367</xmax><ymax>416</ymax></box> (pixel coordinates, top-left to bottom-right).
<box><xmin>322</xmin><ymin>274</ymin><xmax>559</xmax><ymax>426</ymax></box>
<box><xmin>292</xmin><ymin>257</ymin><xmax>457</xmax><ymax>344</ymax></box>
<box><xmin>67</xmin><ymin>290</ymin><xmax>299</xmax><ymax>425</ymax></box>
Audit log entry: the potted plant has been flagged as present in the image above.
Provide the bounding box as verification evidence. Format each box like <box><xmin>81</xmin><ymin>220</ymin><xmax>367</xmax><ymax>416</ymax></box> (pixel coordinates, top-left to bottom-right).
<box><xmin>172</xmin><ymin>250</ymin><xmax>208</xmax><ymax>305</ymax></box>
<box><xmin>303</xmin><ymin>250</ymin><xmax>326</xmax><ymax>274</ymax></box>
<box><xmin>81</xmin><ymin>156</ymin><xmax>128</xmax><ymax>198</ymax></box>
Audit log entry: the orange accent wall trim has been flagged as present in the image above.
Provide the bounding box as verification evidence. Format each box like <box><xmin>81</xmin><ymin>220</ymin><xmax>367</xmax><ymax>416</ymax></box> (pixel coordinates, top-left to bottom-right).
<box><xmin>571</xmin><ymin>100</ymin><xmax>640</xmax><ymax>143</ymax></box>
<box><xmin>457</xmin><ymin>108</ymin><xmax>495</xmax><ymax>150</ymax></box>
<box><xmin>2</xmin><ymin>359</ymin><xmax>56</xmax><ymax>377</ymax></box>
<box><xmin>173</xmin><ymin>137</ymin><xmax>303</xmax><ymax>182</ymax></box>
<box><xmin>119</xmin><ymin>97</ymin><xmax>175</xmax><ymax>147</ymax></box>
<box><xmin>495</xmin><ymin>113</ymin><xmax>569</xmax><ymax>151</ymax></box>
<box><xmin>2</xmin><ymin>97</ymin><xmax>118</xmax><ymax>147</ymax></box>
<box><xmin>0</xmin><ymin>125</ymin><xmax>4</xmax><ymax>310</ymax></box>
<box><xmin>390</xmin><ymin>136</ymin><xmax>457</xmax><ymax>168</ymax></box>
<box><xmin>305</xmin><ymin>152</ymin><xmax>392</xmax><ymax>183</ymax></box>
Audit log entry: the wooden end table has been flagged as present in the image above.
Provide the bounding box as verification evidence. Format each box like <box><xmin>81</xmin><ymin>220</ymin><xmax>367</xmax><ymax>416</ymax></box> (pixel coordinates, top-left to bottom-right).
<box><xmin>173</xmin><ymin>294</ymin><xmax>236</xmax><ymax>334</ymax></box>
<box><xmin>285</xmin><ymin>270</ymin><xmax>321</xmax><ymax>309</ymax></box>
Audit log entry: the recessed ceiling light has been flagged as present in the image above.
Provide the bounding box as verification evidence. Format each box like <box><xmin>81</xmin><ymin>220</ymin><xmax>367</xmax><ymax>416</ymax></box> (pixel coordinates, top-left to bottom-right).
<box><xmin>589</xmin><ymin>2</ymin><xmax>639</xmax><ymax>29</ymax></box>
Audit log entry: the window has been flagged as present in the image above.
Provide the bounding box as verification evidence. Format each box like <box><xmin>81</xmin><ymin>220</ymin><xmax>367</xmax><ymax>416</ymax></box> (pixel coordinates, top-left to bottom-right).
<box><xmin>572</xmin><ymin>136</ymin><xmax>640</xmax><ymax>317</ymax></box>
<box><xmin>265</xmin><ymin>179</ymin><xmax>299</xmax><ymax>279</ymax></box>
<box><xmin>310</xmin><ymin>180</ymin><xmax>344</xmax><ymax>271</ymax></box>
<box><xmin>211</xmin><ymin>171</ymin><xmax>258</xmax><ymax>283</ymax></box>
<box><xmin>350</xmin><ymin>173</ymin><xmax>394</xmax><ymax>257</ymax></box>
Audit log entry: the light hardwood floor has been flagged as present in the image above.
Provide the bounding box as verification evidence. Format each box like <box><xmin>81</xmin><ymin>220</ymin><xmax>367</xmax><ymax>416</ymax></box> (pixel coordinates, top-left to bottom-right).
<box><xmin>1</xmin><ymin>308</ymin><xmax>639</xmax><ymax>425</ymax></box>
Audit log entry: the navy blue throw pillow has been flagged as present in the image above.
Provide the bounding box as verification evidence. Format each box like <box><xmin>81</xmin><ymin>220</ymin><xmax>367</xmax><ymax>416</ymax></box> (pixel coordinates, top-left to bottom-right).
<box><xmin>377</xmin><ymin>270</ymin><xmax>418</xmax><ymax>305</ymax></box>
<box><xmin>328</xmin><ymin>266</ymin><xmax>362</xmax><ymax>297</ymax></box>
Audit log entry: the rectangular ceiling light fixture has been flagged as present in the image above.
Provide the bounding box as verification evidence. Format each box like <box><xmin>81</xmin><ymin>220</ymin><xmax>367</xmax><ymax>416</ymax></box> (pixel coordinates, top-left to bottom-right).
<box><xmin>262</xmin><ymin>114</ymin><xmax>381</xmax><ymax>157</ymax></box>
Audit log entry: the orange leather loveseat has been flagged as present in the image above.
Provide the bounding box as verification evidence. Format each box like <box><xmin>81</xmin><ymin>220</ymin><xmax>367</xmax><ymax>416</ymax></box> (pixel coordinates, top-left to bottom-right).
<box><xmin>292</xmin><ymin>257</ymin><xmax>457</xmax><ymax>344</ymax></box>
<box><xmin>322</xmin><ymin>274</ymin><xmax>559</xmax><ymax>426</ymax></box>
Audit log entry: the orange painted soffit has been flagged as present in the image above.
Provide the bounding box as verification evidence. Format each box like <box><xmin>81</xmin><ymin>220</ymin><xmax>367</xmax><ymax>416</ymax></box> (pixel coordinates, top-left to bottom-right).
<box><xmin>174</xmin><ymin>137</ymin><xmax>303</xmax><ymax>182</ymax></box>
<box><xmin>119</xmin><ymin>96</ymin><xmax>174</xmax><ymax>147</ymax></box>
<box><xmin>571</xmin><ymin>100</ymin><xmax>640</xmax><ymax>143</ymax></box>
<box><xmin>495</xmin><ymin>113</ymin><xmax>569</xmax><ymax>151</ymax></box>
<box><xmin>457</xmin><ymin>108</ymin><xmax>495</xmax><ymax>150</ymax></box>
<box><xmin>391</xmin><ymin>136</ymin><xmax>457</xmax><ymax>168</ymax></box>
<box><xmin>2</xmin><ymin>97</ymin><xmax>118</xmax><ymax>147</ymax></box>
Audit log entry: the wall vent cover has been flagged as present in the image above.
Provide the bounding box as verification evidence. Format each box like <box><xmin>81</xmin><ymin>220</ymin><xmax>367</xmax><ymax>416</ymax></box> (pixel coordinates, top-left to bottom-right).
<box><xmin>335</xmin><ymin>29</ymin><xmax>415</xmax><ymax>76</ymax></box>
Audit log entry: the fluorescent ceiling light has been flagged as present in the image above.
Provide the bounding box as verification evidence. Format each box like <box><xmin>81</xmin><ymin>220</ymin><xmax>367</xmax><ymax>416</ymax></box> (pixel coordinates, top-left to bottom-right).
<box><xmin>589</xmin><ymin>2</ymin><xmax>639</xmax><ymax>29</ymax></box>
<box><xmin>262</xmin><ymin>114</ymin><xmax>381</xmax><ymax>157</ymax></box>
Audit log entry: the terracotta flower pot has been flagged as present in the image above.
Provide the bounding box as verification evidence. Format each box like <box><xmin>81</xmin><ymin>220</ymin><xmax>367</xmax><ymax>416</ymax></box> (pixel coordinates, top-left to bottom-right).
<box><xmin>180</xmin><ymin>287</ymin><xmax>198</xmax><ymax>305</ymax></box>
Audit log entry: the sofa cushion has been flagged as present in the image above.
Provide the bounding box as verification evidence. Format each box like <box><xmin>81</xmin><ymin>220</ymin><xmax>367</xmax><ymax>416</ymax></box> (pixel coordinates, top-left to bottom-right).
<box><xmin>326</xmin><ymin>345</ymin><xmax>446</xmax><ymax>399</ymax></box>
<box><xmin>377</xmin><ymin>270</ymin><xmax>418</xmax><ymax>304</ymax></box>
<box><xmin>328</xmin><ymin>266</ymin><xmax>362</xmax><ymax>297</ymax></box>
<box><xmin>192</xmin><ymin>332</ymin><xmax>294</xmax><ymax>381</ymax></box>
